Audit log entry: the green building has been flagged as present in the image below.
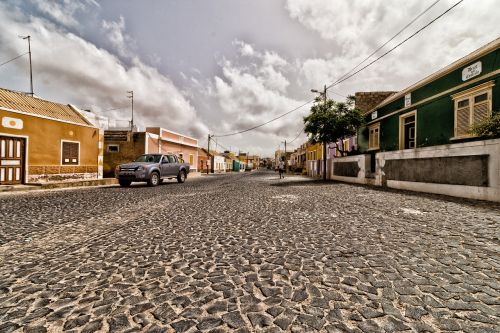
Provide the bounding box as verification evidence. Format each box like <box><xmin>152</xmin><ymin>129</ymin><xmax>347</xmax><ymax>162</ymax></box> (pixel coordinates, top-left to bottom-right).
<box><xmin>358</xmin><ymin>38</ymin><xmax>499</xmax><ymax>153</ymax></box>
<box><xmin>326</xmin><ymin>38</ymin><xmax>499</xmax><ymax>202</ymax></box>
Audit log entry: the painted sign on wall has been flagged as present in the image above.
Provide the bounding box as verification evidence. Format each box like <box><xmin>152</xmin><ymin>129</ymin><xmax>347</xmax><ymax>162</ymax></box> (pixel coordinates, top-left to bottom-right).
<box><xmin>404</xmin><ymin>93</ymin><xmax>411</xmax><ymax>107</ymax></box>
<box><xmin>1</xmin><ymin>117</ymin><xmax>23</xmax><ymax>129</ymax></box>
<box><xmin>462</xmin><ymin>61</ymin><xmax>482</xmax><ymax>81</ymax></box>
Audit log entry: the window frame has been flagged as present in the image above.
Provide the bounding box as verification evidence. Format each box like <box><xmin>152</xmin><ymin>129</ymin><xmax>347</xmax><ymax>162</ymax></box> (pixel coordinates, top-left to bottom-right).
<box><xmin>61</xmin><ymin>140</ymin><xmax>80</xmax><ymax>166</ymax></box>
<box><xmin>399</xmin><ymin>110</ymin><xmax>417</xmax><ymax>150</ymax></box>
<box><xmin>368</xmin><ymin>123</ymin><xmax>380</xmax><ymax>151</ymax></box>
<box><xmin>107</xmin><ymin>144</ymin><xmax>120</xmax><ymax>153</ymax></box>
<box><xmin>451</xmin><ymin>81</ymin><xmax>494</xmax><ymax>139</ymax></box>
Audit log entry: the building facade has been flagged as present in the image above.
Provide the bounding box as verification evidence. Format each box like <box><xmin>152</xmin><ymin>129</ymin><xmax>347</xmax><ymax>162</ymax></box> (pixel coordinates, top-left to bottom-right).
<box><xmin>329</xmin><ymin>38</ymin><xmax>500</xmax><ymax>202</ymax></box>
<box><xmin>359</xmin><ymin>38</ymin><xmax>499</xmax><ymax>153</ymax></box>
<box><xmin>0</xmin><ymin>88</ymin><xmax>100</xmax><ymax>185</ymax></box>
<box><xmin>305</xmin><ymin>142</ymin><xmax>323</xmax><ymax>177</ymax></box>
<box><xmin>104</xmin><ymin>127</ymin><xmax>198</xmax><ymax>177</ymax></box>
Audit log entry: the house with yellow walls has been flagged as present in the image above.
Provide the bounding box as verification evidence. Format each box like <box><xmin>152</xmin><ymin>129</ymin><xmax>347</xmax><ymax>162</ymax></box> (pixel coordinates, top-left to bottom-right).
<box><xmin>0</xmin><ymin>88</ymin><xmax>102</xmax><ymax>185</ymax></box>
<box><xmin>305</xmin><ymin>142</ymin><xmax>323</xmax><ymax>177</ymax></box>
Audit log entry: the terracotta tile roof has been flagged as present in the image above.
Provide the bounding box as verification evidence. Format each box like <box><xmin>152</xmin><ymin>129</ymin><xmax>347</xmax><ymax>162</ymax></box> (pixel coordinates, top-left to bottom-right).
<box><xmin>0</xmin><ymin>88</ymin><xmax>92</xmax><ymax>126</ymax></box>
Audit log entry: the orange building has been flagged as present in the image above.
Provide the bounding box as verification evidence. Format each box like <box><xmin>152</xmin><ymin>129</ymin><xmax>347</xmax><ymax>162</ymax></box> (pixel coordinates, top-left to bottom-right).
<box><xmin>103</xmin><ymin>127</ymin><xmax>199</xmax><ymax>177</ymax></box>
<box><xmin>0</xmin><ymin>88</ymin><xmax>101</xmax><ymax>185</ymax></box>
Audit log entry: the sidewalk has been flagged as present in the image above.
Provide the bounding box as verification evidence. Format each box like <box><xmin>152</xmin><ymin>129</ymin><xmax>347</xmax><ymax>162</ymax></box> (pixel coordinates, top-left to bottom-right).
<box><xmin>0</xmin><ymin>178</ymin><xmax>118</xmax><ymax>193</ymax></box>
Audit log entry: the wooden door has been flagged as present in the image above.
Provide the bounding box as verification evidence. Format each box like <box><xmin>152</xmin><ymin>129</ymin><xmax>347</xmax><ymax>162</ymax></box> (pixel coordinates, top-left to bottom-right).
<box><xmin>0</xmin><ymin>136</ymin><xmax>25</xmax><ymax>185</ymax></box>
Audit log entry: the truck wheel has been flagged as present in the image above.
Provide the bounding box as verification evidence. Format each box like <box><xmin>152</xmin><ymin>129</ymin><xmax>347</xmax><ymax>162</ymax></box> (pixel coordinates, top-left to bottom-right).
<box><xmin>177</xmin><ymin>170</ymin><xmax>186</xmax><ymax>183</ymax></box>
<box><xmin>119</xmin><ymin>180</ymin><xmax>131</xmax><ymax>187</ymax></box>
<box><xmin>148</xmin><ymin>172</ymin><xmax>160</xmax><ymax>187</ymax></box>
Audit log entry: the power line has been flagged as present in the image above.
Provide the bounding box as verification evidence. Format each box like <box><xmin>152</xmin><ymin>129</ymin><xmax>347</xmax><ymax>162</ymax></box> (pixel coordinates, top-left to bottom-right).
<box><xmin>212</xmin><ymin>0</ymin><xmax>463</xmax><ymax>140</ymax></box>
<box><xmin>209</xmin><ymin>136</ymin><xmax>230</xmax><ymax>152</ymax></box>
<box><xmin>326</xmin><ymin>0</ymin><xmax>464</xmax><ymax>90</ymax></box>
<box><xmin>331</xmin><ymin>0</ymin><xmax>442</xmax><ymax>86</ymax></box>
<box><xmin>99</xmin><ymin>106</ymin><xmax>129</xmax><ymax>113</ymax></box>
<box><xmin>212</xmin><ymin>99</ymin><xmax>314</xmax><ymax>138</ymax></box>
<box><xmin>0</xmin><ymin>52</ymin><xmax>28</xmax><ymax>68</ymax></box>
<box><xmin>288</xmin><ymin>126</ymin><xmax>305</xmax><ymax>145</ymax></box>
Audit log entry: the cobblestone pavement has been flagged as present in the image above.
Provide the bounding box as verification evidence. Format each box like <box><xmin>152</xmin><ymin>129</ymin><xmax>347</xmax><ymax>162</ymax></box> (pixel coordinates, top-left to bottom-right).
<box><xmin>0</xmin><ymin>171</ymin><xmax>499</xmax><ymax>333</ymax></box>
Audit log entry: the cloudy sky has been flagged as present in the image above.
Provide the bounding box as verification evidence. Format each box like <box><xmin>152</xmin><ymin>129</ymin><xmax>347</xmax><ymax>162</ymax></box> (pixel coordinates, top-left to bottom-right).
<box><xmin>0</xmin><ymin>0</ymin><xmax>498</xmax><ymax>156</ymax></box>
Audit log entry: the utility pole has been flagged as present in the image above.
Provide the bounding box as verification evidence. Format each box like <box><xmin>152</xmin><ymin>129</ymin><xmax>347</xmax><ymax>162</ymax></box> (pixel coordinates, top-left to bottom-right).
<box><xmin>322</xmin><ymin>84</ymin><xmax>327</xmax><ymax>180</ymax></box>
<box><xmin>207</xmin><ymin>134</ymin><xmax>211</xmax><ymax>175</ymax></box>
<box><xmin>127</xmin><ymin>91</ymin><xmax>134</xmax><ymax>131</ymax></box>
<box><xmin>282</xmin><ymin>140</ymin><xmax>287</xmax><ymax>173</ymax></box>
<box><xmin>19</xmin><ymin>35</ymin><xmax>33</xmax><ymax>96</ymax></box>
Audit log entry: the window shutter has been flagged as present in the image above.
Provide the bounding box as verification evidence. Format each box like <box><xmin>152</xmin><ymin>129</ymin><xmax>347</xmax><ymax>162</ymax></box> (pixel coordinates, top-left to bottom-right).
<box><xmin>456</xmin><ymin>105</ymin><xmax>470</xmax><ymax>137</ymax></box>
<box><xmin>63</xmin><ymin>143</ymin><xmax>71</xmax><ymax>161</ymax></box>
<box><xmin>62</xmin><ymin>142</ymin><xmax>79</xmax><ymax>165</ymax></box>
<box><xmin>473</xmin><ymin>101</ymin><xmax>489</xmax><ymax>125</ymax></box>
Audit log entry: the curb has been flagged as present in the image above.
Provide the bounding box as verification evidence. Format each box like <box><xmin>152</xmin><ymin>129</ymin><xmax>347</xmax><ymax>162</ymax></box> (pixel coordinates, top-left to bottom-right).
<box><xmin>0</xmin><ymin>178</ymin><xmax>118</xmax><ymax>193</ymax></box>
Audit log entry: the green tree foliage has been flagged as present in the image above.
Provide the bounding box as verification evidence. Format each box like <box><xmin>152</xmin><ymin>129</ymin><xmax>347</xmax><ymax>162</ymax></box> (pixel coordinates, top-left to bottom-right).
<box><xmin>303</xmin><ymin>95</ymin><xmax>364</xmax><ymax>156</ymax></box>
<box><xmin>469</xmin><ymin>112</ymin><xmax>500</xmax><ymax>138</ymax></box>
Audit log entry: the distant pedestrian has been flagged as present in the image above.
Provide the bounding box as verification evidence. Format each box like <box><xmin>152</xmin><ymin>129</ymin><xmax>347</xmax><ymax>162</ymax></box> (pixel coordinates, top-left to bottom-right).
<box><xmin>278</xmin><ymin>160</ymin><xmax>285</xmax><ymax>179</ymax></box>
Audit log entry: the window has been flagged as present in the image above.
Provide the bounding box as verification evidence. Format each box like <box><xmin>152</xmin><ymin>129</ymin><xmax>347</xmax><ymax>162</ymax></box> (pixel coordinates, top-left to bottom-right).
<box><xmin>368</xmin><ymin>123</ymin><xmax>380</xmax><ymax>150</ymax></box>
<box><xmin>167</xmin><ymin>155</ymin><xmax>176</xmax><ymax>163</ymax></box>
<box><xmin>189</xmin><ymin>154</ymin><xmax>194</xmax><ymax>165</ymax></box>
<box><xmin>452</xmin><ymin>81</ymin><xmax>494</xmax><ymax>138</ymax></box>
<box><xmin>62</xmin><ymin>141</ymin><xmax>79</xmax><ymax>165</ymax></box>
<box><xmin>343</xmin><ymin>139</ymin><xmax>350</xmax><ymax>153</ymax></box>
<box><xmin>107</xmin><ymin>144</ymin><xmax>119</xmax><ymax>153</ymax></box>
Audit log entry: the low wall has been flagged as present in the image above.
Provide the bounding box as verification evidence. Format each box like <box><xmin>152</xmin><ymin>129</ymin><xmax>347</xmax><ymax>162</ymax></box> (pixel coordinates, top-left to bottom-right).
<box><xmin>328</xmin><ymin>154</ymin><xmax>371</xmax><ymax>184</ymax></box>
<box><xmin>377</xmin><ymin>138</ymin><xmax>500</xmax><ymax>202</ymax></box>
<box><xmin>309</xmin><ymin>139</ymin><xmax>500</xmax><ymax>202</ymax></box>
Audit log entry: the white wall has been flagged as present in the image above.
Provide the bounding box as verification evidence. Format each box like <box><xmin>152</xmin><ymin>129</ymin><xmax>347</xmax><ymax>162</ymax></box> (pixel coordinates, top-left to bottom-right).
<box><xmin>318</xmin><ymin>138</ymin><xmax>499</xmax><ymax>202</ymax></box>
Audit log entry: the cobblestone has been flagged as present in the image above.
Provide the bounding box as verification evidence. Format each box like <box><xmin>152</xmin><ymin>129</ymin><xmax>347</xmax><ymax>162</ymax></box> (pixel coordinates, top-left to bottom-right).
<box><xmin>0</xmin><ymin>171</ymin><xmax>499</xmax><ymax>332</ymax></box>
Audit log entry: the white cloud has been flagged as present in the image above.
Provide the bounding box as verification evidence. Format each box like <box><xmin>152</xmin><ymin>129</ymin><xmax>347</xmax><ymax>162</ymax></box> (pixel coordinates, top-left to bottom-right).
<box><xmin>289</xmin><ymin>0</ymin><xmax>500</xmax><ymax>94</ymax></box>
<box><xmin>101</xmin><ymin>15</ymin><xmax>135</xmax><ymax>58</ymax></box>
<box><xmin>0</xmin><ymin>2</ymin><xmax>207</xmax><ymax>138</ymax></box>
<box><xmin>30</xmin><ymin>0</ymin><xmax>97</xmax><ymax>29</ymax></box>
<box><xmin>207</xmin><ymin>42</ymin><xmax>308</xmax><ymax>142</ymax></box>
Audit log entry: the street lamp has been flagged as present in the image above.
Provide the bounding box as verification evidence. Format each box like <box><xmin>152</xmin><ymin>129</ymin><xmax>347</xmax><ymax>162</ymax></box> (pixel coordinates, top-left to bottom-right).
<box><xmin>311</xmin><ymin>85</ymin><xmax>328</xmax><ymax>180</ymax></box>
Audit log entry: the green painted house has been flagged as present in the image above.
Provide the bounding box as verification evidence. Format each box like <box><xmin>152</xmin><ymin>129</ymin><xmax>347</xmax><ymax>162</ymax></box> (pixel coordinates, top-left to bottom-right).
<box><xmin>358</xmin><ymin>38</ymin><xmax>499</xmax><ymax>153</ymax></box>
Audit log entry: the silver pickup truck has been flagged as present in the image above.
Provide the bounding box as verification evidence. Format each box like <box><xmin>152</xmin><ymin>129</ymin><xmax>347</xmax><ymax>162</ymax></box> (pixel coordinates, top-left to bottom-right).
<box><xmin>115</xmin><ymin>154</ymin><xmax>190</xmax><ymax>187</ymax></box>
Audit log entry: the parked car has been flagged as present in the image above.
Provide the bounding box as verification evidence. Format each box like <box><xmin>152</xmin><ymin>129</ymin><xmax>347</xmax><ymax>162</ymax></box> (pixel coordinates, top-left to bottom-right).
<box><xmin>115</xmin><ymin>154</ymin><xmax>190</xmax><ymax>187</ymax></box>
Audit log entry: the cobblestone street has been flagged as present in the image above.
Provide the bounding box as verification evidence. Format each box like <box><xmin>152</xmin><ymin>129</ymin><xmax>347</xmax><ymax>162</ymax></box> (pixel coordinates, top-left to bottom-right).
<box><xmin>0</xmin><ymin>171</ymin><xmax>499</xmax><ymax>333</ymax></box>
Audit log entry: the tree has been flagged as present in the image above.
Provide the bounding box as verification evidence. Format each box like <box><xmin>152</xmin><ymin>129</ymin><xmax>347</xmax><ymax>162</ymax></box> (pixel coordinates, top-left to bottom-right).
<box><xmin>303</xmin><ymin>95</ymin><xmax>364</xmax><ymax>157</ymax></box>
<box><xmin>469</xmin><ymin>112</ymin><xmax>500</xmax><ymax>139</ymax></box>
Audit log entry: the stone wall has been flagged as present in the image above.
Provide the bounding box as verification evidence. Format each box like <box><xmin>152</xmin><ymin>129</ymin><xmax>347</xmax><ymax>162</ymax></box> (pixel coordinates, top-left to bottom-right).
<box><xmin>355</xmin><ymin>91</ymin><xmax>396</xmax><ymax>114</ymax></box>
<box><xmin>383</xmin><ymin>155</ymin><xmax>489</xmax><ymax>186</ymax></box>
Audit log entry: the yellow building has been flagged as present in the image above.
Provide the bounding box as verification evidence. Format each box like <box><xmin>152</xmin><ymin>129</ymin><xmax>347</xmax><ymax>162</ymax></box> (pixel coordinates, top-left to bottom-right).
<box><xmin>0</xmin><ymin>88</ymin><xmax>101</xmax><ymax>185</ymax></box>
<box><xmin>305</xmin><ymin>142</ymin><xmax>323</xmax><ymax>177</ymax></box>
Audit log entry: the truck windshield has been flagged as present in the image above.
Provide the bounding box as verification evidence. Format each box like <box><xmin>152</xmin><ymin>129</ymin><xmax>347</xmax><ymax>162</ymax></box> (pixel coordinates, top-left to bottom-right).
<box><xmin>135</xmin><ymin>155</ymin><xmax>162</xmax><ymax>163</ymax></box>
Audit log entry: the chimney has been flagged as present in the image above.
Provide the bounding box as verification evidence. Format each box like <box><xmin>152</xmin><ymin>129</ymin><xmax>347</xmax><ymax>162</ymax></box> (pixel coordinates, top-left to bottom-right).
<box><xmin>355</xmin><ymin>91</ymin><xmax>397</xmax><ymax>114</ymax></box>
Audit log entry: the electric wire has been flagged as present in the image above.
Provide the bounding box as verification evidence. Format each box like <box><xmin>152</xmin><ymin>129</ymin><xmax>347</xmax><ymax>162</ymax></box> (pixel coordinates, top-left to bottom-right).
<box><xmin>0</xmin><ymin>52</ymin><xmax>28</xmax><ymax>68</ymax></box>
<box><xmin>326</xmin><ymin>0</ymin><xmax>464</xmax><ymax>90</ymax></box>
<box><xmin>331</xmin><ymin>0</ymin><xmax>442</xmax><ymax>86</ymax></box>
<box><xmin>211</xmin><ymin>0</ymin><xmax>461</xmax><ymax>139</ymax></box>
<box><xmin>212</xmin><ymin>99</ymin><xmax>314</xmax><ymax>138</ymax></box>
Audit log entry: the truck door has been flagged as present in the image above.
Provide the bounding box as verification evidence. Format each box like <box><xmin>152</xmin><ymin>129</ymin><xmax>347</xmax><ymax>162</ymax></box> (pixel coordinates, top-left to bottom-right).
<box><xmin>167</xmin><ymin>155</ymin><xmax>178</xmax><ymax>176</ymax></box>
<box><xmin>160</xmin><ymin>156</ymin><xmax>170</xmax><ymax>177</ymax></box>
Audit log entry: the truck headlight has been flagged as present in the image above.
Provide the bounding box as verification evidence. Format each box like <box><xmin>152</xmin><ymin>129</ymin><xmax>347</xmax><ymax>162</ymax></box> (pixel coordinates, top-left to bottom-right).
<box><xmin>137</xmin><ymin>166</ymin><xmax>145</xmax><ymax>172</ymax></box>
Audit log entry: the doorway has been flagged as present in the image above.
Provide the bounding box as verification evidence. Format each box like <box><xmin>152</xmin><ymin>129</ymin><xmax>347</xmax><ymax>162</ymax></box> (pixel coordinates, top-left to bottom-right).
<box><xmin>0</xmin><ymin>136</ymin><xmax>25</xmax><ymax>185</ymax></box>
